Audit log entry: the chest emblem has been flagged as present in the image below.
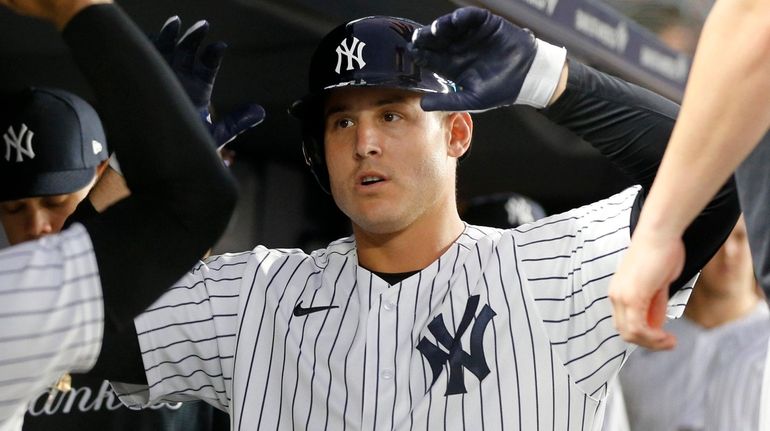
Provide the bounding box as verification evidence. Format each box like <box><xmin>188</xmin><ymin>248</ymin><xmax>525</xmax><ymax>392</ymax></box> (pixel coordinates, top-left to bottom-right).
<box><xmin>417</xmin><ymin>295</ymin><xmax>496</xmax><ymax>396</ymax></box>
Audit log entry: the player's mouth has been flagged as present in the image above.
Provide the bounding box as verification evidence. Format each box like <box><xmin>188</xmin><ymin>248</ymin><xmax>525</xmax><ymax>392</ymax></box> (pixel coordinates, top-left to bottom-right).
<box><xmin>356</xmin><ymin>171</ymin><xmax>388</xmax><ymax>189</ymax></box>
<box><xmin>361</xmin><ymin>176</ymin><xmax>384</xmax><ymax>185</ymax></box>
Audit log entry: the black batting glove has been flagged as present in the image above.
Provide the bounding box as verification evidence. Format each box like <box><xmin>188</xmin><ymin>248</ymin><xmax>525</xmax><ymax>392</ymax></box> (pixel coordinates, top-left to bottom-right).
<box><xmin>153</xmin><ymin>16</ymin><xmax>265</xmax><ymax>149</ymax></box>
<box><xmin>409</xmin><ymin>7</ymin><xmax>566</xmax><ymax>112</ymax></box>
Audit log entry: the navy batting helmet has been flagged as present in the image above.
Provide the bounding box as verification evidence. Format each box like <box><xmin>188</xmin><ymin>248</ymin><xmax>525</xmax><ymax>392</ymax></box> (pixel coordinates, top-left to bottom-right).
<box><xmin>289</xmin><ymin>16</ymin><xmax>457</xmax><ymax>193</ymax></box>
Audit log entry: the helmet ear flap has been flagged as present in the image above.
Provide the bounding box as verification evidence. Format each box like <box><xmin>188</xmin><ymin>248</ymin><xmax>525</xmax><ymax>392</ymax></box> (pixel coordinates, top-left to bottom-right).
<box><xmin>301</xmin><ymin>124</ymin><xmax>331</xmax><ymax>194</ymax></box>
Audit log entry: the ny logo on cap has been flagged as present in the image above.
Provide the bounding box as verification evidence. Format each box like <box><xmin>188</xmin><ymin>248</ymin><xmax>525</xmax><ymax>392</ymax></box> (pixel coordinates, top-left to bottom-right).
<box><xmin>335</xmin><ymin>36</ymin><xmax>366</xmax><ymax>74</ymax></box>
<box><xmin>3</xmin><ymin>124</ymin><xmax>35</xmax><ymax>162</ymax></box>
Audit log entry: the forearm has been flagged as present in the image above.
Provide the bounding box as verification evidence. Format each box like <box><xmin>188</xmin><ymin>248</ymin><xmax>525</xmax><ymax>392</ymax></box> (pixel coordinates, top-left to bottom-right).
<box><xmin>62</xmin><ymin>5</ymin><xmax>229</xmax><ymax>199</ymax></box>
<box><xmin>543</xmin><ymin>60</ymin><xmax>740</xmax><ymax>292</ymax></box>
<box><xmin>542</xmin><ymin>61</ymin><xmax>679</xmax><ymax>189</ymax></box>
<box><xmin>63</xmin><ymin>5</ymin><xmax>236</xmax><ymax>329</ymax></box>
<box><xmin>637</xmin><ymin>0</ymin><xmax>770</xmax><ymax>237</ymax></box>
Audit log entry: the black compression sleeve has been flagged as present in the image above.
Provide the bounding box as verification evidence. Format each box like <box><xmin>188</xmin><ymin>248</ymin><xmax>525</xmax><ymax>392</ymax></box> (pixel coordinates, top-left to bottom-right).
<box><xmin>63</xmin><ymin>197</ymin><xmax>98</xmax><ymax>229</ymax></box>
<box><xmin>62</xmin><ymin>5</ymin><xmax>237</xmax><ymax>329</ymax></box>
<box><xmin>542</xmin><ymin>61</ymin><xmax>678</xmax><ymax>189</ymax></box>
<box><xmin>86</xmin><ymin>322</ymin><xmax>147</xmax><ymax>384</ymax></box>
<box><xmin>542</xmin><ymin>61</ymin><xmax>740</xmax><ymax>294</ymax></box>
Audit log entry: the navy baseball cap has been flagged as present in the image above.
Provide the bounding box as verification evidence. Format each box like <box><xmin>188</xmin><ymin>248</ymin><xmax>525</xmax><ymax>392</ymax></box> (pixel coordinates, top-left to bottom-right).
<box><xmin>0</xmin><ymin>87</ymin><xmax>108</xmax><ymax>202</ymax></box>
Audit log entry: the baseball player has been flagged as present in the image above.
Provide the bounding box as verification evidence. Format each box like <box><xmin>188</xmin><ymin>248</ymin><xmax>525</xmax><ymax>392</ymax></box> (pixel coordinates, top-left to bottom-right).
<box><xmin>0</xmin><ymin>89</ymin><xmax>109</xmax><ymax>246</ymax></box>
<box><xmin>96</xmin><ymin>7</ymin><xmax>737</xmax><ymax>430</ymax></box>
<box><xmin>0</xmin><ymin>0</ymin><xmax>238</xmax><ymax>428</ymax></box>
<box><xmin>609</xmin><ymin>0</ymin><xmax>770</xmax><ymax>349</ymax></box>
<box><xmin>0</xmin><ymin>88</ymin><xmax>231</xmax><ymax>430</ymax></box>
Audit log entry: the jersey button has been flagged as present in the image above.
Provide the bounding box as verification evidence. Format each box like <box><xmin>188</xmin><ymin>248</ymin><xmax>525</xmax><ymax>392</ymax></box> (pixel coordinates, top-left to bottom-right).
<box><xmin>383</xmin><ymin>301</ymin><xmax>396</xmax><ymax>311</ymax></box>
<box><xmin>380</xmin><ymin>369</ymin><xmax>394</xmax><ymax>380</ymax></box>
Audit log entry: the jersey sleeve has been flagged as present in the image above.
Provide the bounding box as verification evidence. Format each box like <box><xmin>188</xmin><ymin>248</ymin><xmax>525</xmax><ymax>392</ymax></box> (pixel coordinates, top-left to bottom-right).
<box><xmin>515</xmin><ymin>187</ymin><xmax>693</xmax><ymax>400</ymax></box>
<box><xmin>109</xmin><ymin>250</ymin><xmax>261</xmax><ymax>412</ymax></box>
<box><xmin>0</xmin><ymin>224</ymin><xmax>103</xmax><ymax>422</ymax></box>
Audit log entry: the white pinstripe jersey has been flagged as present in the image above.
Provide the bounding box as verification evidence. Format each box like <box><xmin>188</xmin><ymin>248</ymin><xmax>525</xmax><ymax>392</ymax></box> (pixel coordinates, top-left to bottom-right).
<box><xmin>114</xmin><ymin>187</ymin><xmax>692</xmax><ymax>431</ymax></box>
<box><xmin>0</xmin><ymin>224</ymin><xmax>103</xmax><ymax>429</ymax></box>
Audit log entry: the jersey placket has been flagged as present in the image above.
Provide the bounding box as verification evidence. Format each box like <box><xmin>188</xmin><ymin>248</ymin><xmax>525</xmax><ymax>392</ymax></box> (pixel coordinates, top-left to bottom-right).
<box><xmin>359</xmin><ymin>270</ymin><xmax>397</xmax><ymax>430</ymax></box>
<box><xmin>358</xmin><ymin>238</ymin><xmax>476</xmax><ymax>430</ymax></box>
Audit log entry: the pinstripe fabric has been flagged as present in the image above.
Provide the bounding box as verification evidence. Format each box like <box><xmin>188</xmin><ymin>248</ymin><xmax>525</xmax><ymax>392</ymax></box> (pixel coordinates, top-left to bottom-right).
<box><xmin>606</xmin><ymin>302</ymin><xmax>769</xmax><ymax>431</ymax></box>
<box><xmin>0</xmin><ymin>224</ymin><xmax>103</xmax><ymax>427</ymax></box>
<box><xmin>114</xmin><ymin>187</ymin><xmax>693</xmax><ymax>430</ymax></box>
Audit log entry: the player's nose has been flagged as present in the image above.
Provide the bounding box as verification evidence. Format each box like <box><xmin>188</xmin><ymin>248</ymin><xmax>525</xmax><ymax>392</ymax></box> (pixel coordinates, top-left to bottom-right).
<box><xmin>354</xmin><ymin>120</ymin><xmax>382</xmax><ymax>159</ymax></box>
<box><xmin>27</xmin><ymin>211</ymin><xmax>54</xmax><ymax>240</ymax></box>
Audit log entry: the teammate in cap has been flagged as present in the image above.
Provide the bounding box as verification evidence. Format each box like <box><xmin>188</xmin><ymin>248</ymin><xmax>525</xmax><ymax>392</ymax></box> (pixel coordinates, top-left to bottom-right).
<box><xmin>0</xmin><ymin>88</ymin><xmax>108</xmax><ymax>246</ymax></box>
<box><xmin>94</xmin><ymin>7</ymin><xmax>736</xmax><ymax>430</ymax></box>
<box><xmin>0</xmin><ymin>0</ymin><xmax>238</xmax><ymax>428</ymax></box>
<box><xmin>0</xmin><ymin>87</ymin><xmax>232</xmax><ymax>430</ymax></box>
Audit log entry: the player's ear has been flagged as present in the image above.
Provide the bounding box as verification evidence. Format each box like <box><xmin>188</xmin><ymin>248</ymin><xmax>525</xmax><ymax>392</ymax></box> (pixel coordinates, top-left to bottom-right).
<box><xmin>446</xmin><ymin>112</ymin><xmax>472</xmax><ymax>159</ymax></box>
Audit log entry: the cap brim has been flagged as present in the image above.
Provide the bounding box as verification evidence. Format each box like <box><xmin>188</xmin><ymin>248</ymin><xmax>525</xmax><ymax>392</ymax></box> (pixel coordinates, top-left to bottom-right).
<box><xmin>289</xmin><ymin>78</ymin><xmax>444</xmax><ymax>121</ymax></box>
<box><xmin>0</xmin><ymin>167</ymin><xmax>96</xmax><ymax>202</ymax></box>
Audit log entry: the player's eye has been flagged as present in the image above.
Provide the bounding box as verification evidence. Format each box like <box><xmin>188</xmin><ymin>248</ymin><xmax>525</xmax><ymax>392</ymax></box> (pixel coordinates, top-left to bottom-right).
<box><xmin>0</xmin><ymin>205</ymin><xmax>21</xmax><ymax>215</ymax></box>
<box><xmin>337</xmin><ymin>118</ymin><xmax>354</xmax><ymax>129</ymax></box>
<box><xmin>0</xmin><ymin>201</ymin><xmax>24</xmax><ymax>214</ymax></box>
<box><xmin>43</xmin><ymin>195</ymin><xmax>69</xmax><ymax>209</ymax></box>
<box><xmin>383</xmin><ymin>112</ymin><xmax>402</xmax><ymax>122</ymax></box>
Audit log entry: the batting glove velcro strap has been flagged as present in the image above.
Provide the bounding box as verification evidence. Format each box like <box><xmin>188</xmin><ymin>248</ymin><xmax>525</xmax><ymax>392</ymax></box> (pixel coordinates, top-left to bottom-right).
<box><xmin>517</xmin><ymin>39</ymin><xmax>566</xmax><ymax>109</ymax></box>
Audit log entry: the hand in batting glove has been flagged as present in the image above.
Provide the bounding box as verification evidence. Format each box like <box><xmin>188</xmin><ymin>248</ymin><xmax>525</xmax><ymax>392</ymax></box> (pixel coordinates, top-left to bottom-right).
<box><xmin>153</xmin><ymin>16</ymin><xmax>265</xmax><ymax>149</ymax></box>
<box><xmin>409</xmin><ymin>7</ymin><xmax>566</xmax><ymax>112</ymax></box>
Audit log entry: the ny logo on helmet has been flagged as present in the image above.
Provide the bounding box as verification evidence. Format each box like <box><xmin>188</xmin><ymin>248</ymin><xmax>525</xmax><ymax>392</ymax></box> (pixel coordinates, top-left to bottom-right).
<box><xmin>3</xmin><ymin>124</ymin><xmax>35</xmax><ymax>162</ymax></box>
<box><xmin>335</xmin><ymin>36</ymin><xmax>366</xmax><ymax>74</ymax></box>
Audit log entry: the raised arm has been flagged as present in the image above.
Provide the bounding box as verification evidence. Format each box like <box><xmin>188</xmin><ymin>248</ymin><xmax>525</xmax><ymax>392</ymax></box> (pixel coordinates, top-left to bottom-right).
<box><xmin>0</xmin><ymin>0</ymin><xmax>236</xmax><ymax>422</ymax></box>
<box><xmin>541</xmin><ymin>62</ymin><xmax>738</xmax><ymax>296</ymax></box>
<box><xmin>1</xmin><ymin>0</ymin><xmax>237</xmax><ymax>328</ymax></box>
<box><xmin>409</xmin><ymin>6</ymin><xmax>738</xmax><ymax>292</ymax></box>
<box><xmin>59</xmin><ymin>4</ymin><xmax>238</xmax><ymax>330</ymax></box>
<box><xmin>608</xmin><ymin>0</ymin><xmax>770</xmax><ymax>350</ymax></box>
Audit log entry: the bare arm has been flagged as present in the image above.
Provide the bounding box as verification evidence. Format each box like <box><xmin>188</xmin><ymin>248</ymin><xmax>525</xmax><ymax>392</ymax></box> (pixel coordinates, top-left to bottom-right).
<box><xmin>638</xmin><ymin>0</ymin><xmax>770</xmax><ymax>236</ymax></box>
<box><xmin>609</xmin><ymin>0</ymin><xmax>770</xmax><ymax>350</ymax></box>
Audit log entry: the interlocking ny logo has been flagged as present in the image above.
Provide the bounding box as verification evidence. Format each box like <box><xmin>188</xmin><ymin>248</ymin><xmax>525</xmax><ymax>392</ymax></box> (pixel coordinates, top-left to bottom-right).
<box><xmin>417</xmin><ymin>295</ymin><xmax>496</xmax><ymax>396</ymax></box>
<box><xmin>335</xmin><ymin>36</ymin><xmax>366</xmax><ymax>74</ymax></box>
<box><xmin>4</xmin><ymin>124</ymin><xmax>35</xmax><ymax>162</ymax></box>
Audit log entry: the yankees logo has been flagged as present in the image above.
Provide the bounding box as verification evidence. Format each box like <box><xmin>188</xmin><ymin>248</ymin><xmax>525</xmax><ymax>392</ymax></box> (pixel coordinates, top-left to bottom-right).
<box><xmin>506</xmin><ymin>196</ymin><xmax>536</xmax><ymax>225</ymax></box>
<box><xmin>417</xmin><ymin>295</ymin><xmax>496</xmax><ymax>396</ymax></box>
<box><xmin>3</xmin><ymin>123</ymin><xmax>35</xmax><ymax>162</ymax></box>
<box><xmin>335</xmin><ymin>36</ymin><xmax>366</xmax><ymax>74</ymax></box>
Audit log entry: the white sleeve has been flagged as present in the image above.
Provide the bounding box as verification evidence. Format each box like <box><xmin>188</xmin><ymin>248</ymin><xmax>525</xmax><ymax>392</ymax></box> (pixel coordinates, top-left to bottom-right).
<box><xmin>517</xmin><ymin>186</ymin><xmax>693</xmax><ymax>400</ymax></box>
<box><xmin>110</xmin><ymin>249</ymin><xmax>261</xmax><ymax>412</ymax></box>
<box><xmin>0</xmin><ymin>224</ymin><xmax>103</xmax><ymax>422</ymax></box>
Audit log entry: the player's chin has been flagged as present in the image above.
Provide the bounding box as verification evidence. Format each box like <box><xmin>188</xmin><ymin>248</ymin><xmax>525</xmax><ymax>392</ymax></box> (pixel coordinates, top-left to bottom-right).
<box><xmin>349</xmin><ymin>210</ymin><xmax>410</xmax><ymax>236</ymax></box>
